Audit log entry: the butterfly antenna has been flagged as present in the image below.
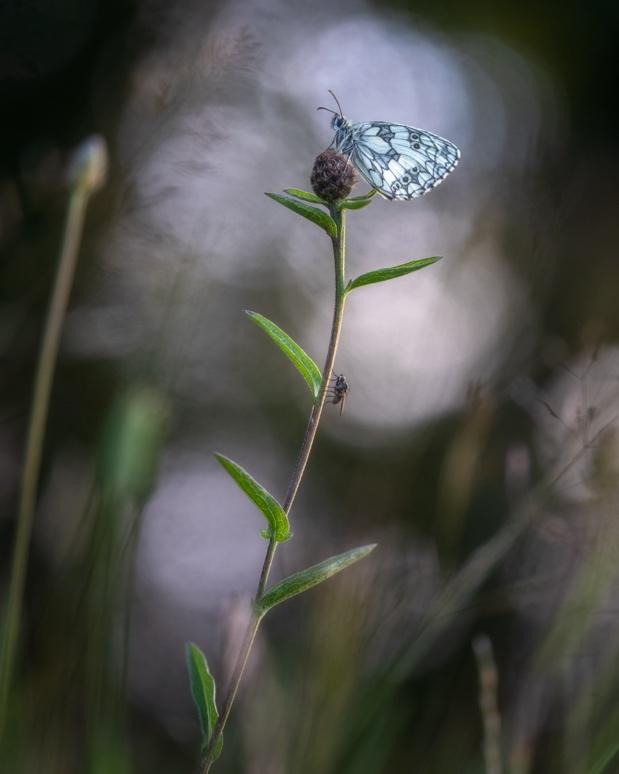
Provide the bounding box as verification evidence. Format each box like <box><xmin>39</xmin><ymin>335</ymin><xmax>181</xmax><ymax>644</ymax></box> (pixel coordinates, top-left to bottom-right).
<box><xmin>317</xmin><ymin>106</ymin><xmax>338</xmax><ymax>115</ymax></box>
<box><xmin>328</xmin><ymin>90</ymin><xmax>344</xmax><ymax>116</ymax></box>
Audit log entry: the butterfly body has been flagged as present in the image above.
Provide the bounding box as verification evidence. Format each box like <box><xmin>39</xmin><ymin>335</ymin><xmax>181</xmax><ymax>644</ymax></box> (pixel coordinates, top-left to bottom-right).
<box><xmin>328</xmin><ymin>113</ymin><xmax>460</xmax><ymax>200</ymax></box>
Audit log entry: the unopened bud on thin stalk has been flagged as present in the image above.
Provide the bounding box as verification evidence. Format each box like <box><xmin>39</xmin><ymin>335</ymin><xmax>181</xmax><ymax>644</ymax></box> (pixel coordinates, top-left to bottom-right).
<box><xmin>311</xmin><ymin>149</ymin><xmax>357</xmax><ymax>202</ymax></box>
<box><xmin>68</xmin><ymin>135</ymin><xmax>108</xmax><ymax>195</ymax></box>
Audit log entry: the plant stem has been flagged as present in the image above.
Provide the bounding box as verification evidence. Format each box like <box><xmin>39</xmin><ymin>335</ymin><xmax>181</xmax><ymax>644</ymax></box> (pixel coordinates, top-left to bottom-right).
<box><xmin>0</xmin><ymin>186</ymin><xmax>92</xmax><ymax>738</ymax></box>
<box><xmin>201</xmin><ymin>205</ymin><xmax>347</xmax><ymax>772</ymax></box>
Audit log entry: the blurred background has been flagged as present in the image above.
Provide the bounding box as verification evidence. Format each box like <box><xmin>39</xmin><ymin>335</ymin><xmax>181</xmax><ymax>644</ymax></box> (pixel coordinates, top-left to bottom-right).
<box><xmin>2</xmin><ymin>0</ymin><xmax>619</xmax><ymax>772</ymax></box>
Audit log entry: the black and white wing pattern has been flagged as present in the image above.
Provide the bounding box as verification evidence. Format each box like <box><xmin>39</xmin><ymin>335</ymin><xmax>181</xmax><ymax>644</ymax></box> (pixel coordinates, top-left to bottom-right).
<box><xmin>348</xmin><ymin>122</ymin><xmax>460</xmax><ymax>200</ymax></box>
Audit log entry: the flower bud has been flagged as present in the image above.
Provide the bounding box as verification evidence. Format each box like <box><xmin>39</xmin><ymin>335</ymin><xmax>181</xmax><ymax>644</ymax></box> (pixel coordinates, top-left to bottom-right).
<box><xmin>310</xmin><ymin>150</ymin><xmax>357</xmax><ymax>202</ymax></box>
<box><xmin>68</xmin><ymin>135</ymin><xmax>108</xmax><ymax>195</ymax></box>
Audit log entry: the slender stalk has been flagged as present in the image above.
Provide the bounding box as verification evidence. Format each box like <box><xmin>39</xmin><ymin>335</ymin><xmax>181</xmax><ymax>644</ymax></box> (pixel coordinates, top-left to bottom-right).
<box><xmin>0</xmin><ymin>139</ymin><xmax>106</xmax><ymax>736</ymax></box>
<box><xmin>473</xmin><ymin>635</ymin><xmax>502</xmax><ymax>774</ymax></box>
<box><xmin>201</xmin><ymin>205</ymin><xmax>347</xmax><ymax>772</ymax></box>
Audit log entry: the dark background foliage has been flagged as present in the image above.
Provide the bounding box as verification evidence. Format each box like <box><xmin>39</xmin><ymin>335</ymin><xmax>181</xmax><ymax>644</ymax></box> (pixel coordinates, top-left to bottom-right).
<box><xmin>2</xmin><ymin>1</ymin><xmax>619</xmax><ymax>772</ymax></box>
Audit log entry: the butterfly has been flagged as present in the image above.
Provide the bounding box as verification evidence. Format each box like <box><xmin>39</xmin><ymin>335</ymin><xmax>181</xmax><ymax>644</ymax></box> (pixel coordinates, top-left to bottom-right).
<box><xmin>318</xmin><ymin>91</ymin><xmax>460</xmax><ymax>200</ymax></box>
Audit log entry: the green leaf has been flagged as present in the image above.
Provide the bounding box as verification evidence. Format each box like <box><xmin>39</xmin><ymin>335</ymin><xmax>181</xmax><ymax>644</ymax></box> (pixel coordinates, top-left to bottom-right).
<box><xmin>265</xmin><ymin>193</ymin><xmax>337</xmax><ymax>238</ymax></box>
<box><xmin>284</xmin><ymin>188</ymin><xmax>327</xmax><ymax>205</ymax></box>
<box><xmin>348</xmin><ymin>189</ymin><xmax>378</xmax><ymax>201</ymax></box>
<box><xmin>340</xmin><ymin>196</ymin><xmax>375</xmax><ymax>210</ymax></box>
<box><xmin>347</xmin><ymin>256</ymin><xmax>441</xmax><ymax>292</ymax></box>
<box><xmin>214</xmin><ymin>453</ymin><xmax>291</xmax><ymax>542</ymax></box>
<box><xmin>588</xmin><ymin>739</ymin><xmax>619</xmax><ymax>774</ymax></box>
<box><xmin>256</xmin><ymin>544</ymin><xmax>377</xmax><ymax>615</ymax></box>
<box><xmin>246</xmin><ymin>310</ymin><xmax>322</xmax><ymax>400</ymax></box>
<box><xmin>186</xmin><ymin>643</ymin><xmax>223</xmax><ymax>761</ymax></box>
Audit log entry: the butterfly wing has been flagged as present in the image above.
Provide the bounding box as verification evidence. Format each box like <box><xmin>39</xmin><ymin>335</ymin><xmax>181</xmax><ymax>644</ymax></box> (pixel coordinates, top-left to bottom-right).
<box><xmin>350</xmin><ymin>122</ymin><xmax>460</xmax><ymax>200</ymax></box>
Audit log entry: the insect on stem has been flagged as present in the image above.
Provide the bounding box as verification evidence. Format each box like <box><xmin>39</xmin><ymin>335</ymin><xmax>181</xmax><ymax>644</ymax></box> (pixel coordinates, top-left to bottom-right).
<box><xmin>326</xmin><ymin>373</ymin><xmax>350</xmax><ymax>415</ymax></box>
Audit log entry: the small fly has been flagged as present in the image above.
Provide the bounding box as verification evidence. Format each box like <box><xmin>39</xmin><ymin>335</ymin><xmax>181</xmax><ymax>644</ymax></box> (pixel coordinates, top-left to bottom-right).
<box><xmin>327</xmin><ymin>373</ymin><xmax>350</xmax><ymax>415</ymax></box>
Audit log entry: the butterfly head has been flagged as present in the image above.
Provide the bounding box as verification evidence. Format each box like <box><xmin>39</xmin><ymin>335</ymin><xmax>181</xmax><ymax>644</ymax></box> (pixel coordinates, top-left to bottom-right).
<box><xmin>330</xmin><ymin>114</ymin><xmax>350</xmax><ymax>131</ymax></box>
<box><xmin>317</xmin><ymin>90</ymin><xmax>351</xmax><ymax>132</ymax></box>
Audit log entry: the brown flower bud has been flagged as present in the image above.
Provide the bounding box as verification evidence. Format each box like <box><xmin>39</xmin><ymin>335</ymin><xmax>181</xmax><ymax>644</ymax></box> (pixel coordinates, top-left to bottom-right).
<box><xmin>311</xmin><ymin>149</ymin><xmax>357</xmax><ymax>202</ymax></box>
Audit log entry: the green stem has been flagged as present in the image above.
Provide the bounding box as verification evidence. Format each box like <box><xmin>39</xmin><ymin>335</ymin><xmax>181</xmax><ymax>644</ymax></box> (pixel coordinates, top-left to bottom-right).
<box><xmin>201</xmin><ymin>205</ymin><xmax>347</xmax><ymax>773</ymax></box>
<box><xmin>0</xmin><ymin>186</ymin><xmax>93</xmax><ymax>738</ymax></box>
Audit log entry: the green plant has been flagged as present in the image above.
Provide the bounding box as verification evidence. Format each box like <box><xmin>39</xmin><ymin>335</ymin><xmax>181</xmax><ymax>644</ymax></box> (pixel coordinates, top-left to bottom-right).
<box><xmin>186</xmin><ymin>151</ymin><xmax>444</xmax><ymax>772</ymax></box>
<box><xmin>0</xmin><ymin>137</ymin><xmax>108</xmax><ymax>738</ymax></box>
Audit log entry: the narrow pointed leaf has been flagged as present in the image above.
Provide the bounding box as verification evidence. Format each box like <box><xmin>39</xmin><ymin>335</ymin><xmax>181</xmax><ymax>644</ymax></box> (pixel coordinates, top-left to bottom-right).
<box><xmin>256</xmin><ymin>544</ymin><xmax>377</xmax><ymax>615</ymax></box>
<box><xmin>589</xmin><ymin>738</ymin><xmax>619</xmax><ymax>774</ymax></box>
<box><xmin>284</xmin><ymin>188</ymin><xmax>327</xmax><ymax>205</ymax></box>
<box><xmin>214</xmin><ymin>453</ymin><xmax>291</xmax><ymax>542</ymax></box>
<box><xmin>186</xmin><ymin>643</ymin><xmax>223</xmax><ymax>760</ymax></box>
<box><xmin>340</xmin><ymin>196</ymin><xmax>375</xmax><ymax>210</ymax></box>
<box><xmin>348</xmin><ymin>189</ymin><xmax>378</xmax><ymax>201</ymax></box>
<box><xmin>246</xmin><ymin>310</ymin><xmax>322</xmax><ymax>399</ymax></box>
<box><xmin>266</xmin><ymin>193</ymin><xmax>337</xmax><ymax>238</ymax></box>
<box><xmin>347</xmin><ymin>256</ymin><xmax>441</xmax><ymax>292</ymax></box>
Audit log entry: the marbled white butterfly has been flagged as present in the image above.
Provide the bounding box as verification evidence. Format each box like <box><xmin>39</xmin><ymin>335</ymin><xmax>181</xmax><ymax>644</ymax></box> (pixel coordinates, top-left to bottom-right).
<box><xmin>318</xmin><ymin>91</ymin><xmax>460</xmax><ymax>200</ymax></box>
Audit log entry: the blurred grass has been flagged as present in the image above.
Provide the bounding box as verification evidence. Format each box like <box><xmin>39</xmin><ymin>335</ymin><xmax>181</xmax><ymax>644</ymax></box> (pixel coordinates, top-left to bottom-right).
<box><xmin>2</xmin><ymin>0</ymin><xmax>619</xmax><ymax>772</ymax></box>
